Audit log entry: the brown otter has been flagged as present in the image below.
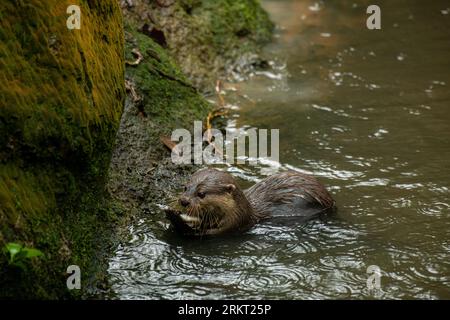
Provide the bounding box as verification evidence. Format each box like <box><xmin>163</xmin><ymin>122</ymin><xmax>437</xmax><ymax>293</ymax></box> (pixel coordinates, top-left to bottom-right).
<box><xmin>166</xmin><ymin>168</ymin><xmax>335</xmax><ymax>236</ymax></box>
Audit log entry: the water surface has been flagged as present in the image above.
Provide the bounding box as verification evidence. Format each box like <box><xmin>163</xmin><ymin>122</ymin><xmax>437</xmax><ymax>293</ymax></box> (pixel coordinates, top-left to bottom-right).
<box><xmin>107</xmin><ymin>0</ymin><xmax>450</xmax><ymax>299</ymax></box>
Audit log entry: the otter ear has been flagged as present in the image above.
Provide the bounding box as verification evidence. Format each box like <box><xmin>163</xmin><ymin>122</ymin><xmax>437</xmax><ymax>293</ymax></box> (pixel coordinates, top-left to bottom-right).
<box><xmin>224</xmin><ymin>184</ymin><xmax>235</xmax><ymax>193</ymax></box>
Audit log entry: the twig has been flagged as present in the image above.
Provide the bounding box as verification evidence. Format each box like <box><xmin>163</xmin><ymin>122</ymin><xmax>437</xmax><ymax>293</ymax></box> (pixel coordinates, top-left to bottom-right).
<box><xmin>125</xmin><ymin>79</ymin><xmax>141</xmax><ymax>103</ymax></box>
<box><xmin>203</xmin><ymin>80</ymin><xmax>232</xmax><ymax>158</ymax></box>
<box><xmin>125</xmin><ymin>48</ymin><xmax>144</xmax><ymax>66</ymax></box>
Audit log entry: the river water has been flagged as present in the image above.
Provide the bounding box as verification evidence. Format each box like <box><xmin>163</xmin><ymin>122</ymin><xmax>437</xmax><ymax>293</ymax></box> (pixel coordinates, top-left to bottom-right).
<box><xmin>106</xmin><ymin>0</ymin><xmax>450</xmax><ymax>299</ymax></box>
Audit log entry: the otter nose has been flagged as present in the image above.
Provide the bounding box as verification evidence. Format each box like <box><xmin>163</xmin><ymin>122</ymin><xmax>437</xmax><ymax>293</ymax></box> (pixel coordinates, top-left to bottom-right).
<box><xmin>179</xmin><ymin>197</ymin><xmax>190</xmax><ymax>207</ymax></box>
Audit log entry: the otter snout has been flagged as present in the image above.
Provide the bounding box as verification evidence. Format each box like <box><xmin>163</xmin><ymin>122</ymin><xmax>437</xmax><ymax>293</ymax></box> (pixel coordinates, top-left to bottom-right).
<box><xmin>179</xmin><ymin>196</ymin><xmax>190</xmax><ymax>207</ymax></box>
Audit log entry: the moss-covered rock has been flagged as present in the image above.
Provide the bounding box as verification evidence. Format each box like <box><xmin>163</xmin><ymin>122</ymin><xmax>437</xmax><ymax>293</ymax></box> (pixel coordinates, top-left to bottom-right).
<box><xmin>121</xmin><ymin>0</ymin><xmax>274</xmax><ymax>90</ymax></box>
<box><xmin>0</xmin><ymin>0</ymin><xmax>124</xmax><ymax>298</ymax></box>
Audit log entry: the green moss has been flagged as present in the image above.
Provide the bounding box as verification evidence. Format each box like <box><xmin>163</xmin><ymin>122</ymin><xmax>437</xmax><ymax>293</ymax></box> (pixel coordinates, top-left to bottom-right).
<box><xmin>125</xmin><ymin>22</ymin><xmax>211</xmax><ymax>130</ymax></box>
<box><xmin>197</xmin><ymin>0</ymin><xmax>273</xmax><ymax>51</ymax></box>
<box><xmin>0</xmin><ymin>0</ymin><xmax>125</xmax><ymax>298</ymax></box>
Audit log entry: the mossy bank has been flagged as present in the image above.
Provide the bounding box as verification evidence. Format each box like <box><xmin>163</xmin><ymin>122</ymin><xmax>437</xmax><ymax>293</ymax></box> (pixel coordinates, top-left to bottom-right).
<box><xmin>0</xmin><ymin>0</ymin><xmax>273</xmax><ymax>298</ymax></box>
<box><xmin>0</xmin><ymin>0</ymin><xmax>125</xmax><ymax>298</ymax></box>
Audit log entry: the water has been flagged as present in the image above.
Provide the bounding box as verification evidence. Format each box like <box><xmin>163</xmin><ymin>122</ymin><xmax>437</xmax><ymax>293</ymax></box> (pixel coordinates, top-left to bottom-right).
<box><xmin>107</xmin><ymin>0</ymin><xmax>450</xmax><ymax>299</ymax></box>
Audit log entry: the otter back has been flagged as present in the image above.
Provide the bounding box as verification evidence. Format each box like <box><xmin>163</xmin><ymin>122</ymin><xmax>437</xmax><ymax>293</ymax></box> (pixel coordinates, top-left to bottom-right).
<box><xmin>244</xmin><ymin>171</ymin><xmax>335</xmax><ymax>220</ymax></box>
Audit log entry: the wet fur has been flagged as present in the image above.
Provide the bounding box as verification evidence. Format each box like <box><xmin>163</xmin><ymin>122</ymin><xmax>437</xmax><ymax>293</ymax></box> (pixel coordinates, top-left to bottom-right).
<box><xmin>166</xmin><ymin>168</ymin><xmax>335</xmax><ymax>236</ymax></box>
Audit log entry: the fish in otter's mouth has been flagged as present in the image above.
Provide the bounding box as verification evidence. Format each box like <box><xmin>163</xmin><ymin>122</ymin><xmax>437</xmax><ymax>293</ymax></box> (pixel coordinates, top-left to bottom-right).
<box><xmin>165</xmin><ymin>207</ymin><xmax>199</xmax><ymax>235</ymax></box>
<box><xmin>166</xmin><ymin>209</ymin><xmax>199</xmax><ymax>229</ymax></box>
<box><xmin>164</xmin><ymin>203</ymin><xmax>226</xmax><ymax>236</ymax></box>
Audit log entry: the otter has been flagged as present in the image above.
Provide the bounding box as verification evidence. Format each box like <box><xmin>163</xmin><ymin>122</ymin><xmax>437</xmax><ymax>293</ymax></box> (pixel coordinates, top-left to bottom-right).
<box><xmin>165</xmin><ymin>168</ymin><xmax>335</xmax><ymax>236</ymax></box>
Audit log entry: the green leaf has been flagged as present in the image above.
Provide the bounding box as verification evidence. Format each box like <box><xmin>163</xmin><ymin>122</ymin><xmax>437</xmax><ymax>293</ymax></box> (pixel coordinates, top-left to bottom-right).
<box><xmin>3</xmin><ymin>243</ymin><xmax>44</xmax><ymax>267</ymax></box>
<box><xmin>22</xmin><ymin>248</ymin><xmax>44</xmax><ymax>258</ymax></box>
<box><xmin>5</xmin><ymin>243</ymin><xmax>23</xmax><ymax>262</ymax></box>
<box><xmin>5</xmin><ymin>243</ymin><xmax>22</xmax><ymax>254</ymax></box>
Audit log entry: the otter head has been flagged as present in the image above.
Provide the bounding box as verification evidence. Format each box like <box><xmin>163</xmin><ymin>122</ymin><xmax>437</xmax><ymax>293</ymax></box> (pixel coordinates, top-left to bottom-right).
<box><xmin>166</xmin><ymin>168</ymin><xmax>254</xmax><ymax>236</ymax></box>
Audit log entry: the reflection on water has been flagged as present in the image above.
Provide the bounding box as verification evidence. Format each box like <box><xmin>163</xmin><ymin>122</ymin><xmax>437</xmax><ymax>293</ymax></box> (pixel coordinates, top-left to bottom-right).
<box><xmin>107</xmin><ymin>0</ymin><xmax>450</xmax><ymax>299</ymax></box>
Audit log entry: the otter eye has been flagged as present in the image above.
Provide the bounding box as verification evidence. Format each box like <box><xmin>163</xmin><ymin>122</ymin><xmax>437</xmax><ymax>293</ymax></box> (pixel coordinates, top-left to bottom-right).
<box><xmin>197</xmin><ymin>191</ymin><xmax>206</xmax><ymax>199</ymax></box>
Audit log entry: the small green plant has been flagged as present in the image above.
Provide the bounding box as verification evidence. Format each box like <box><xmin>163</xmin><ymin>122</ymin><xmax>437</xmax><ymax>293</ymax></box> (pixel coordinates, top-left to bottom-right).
<box><xmin>3</xmin><ymin>242</ymin><xmax>44</xmax><ymax>270</ymax></box>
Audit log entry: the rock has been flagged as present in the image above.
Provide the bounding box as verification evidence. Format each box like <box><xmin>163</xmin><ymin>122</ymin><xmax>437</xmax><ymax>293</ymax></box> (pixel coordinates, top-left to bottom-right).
<box><xmin>0</xmin><ymin>0</ymin><xmax>125</xmax><ymax>298</ymax></box>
